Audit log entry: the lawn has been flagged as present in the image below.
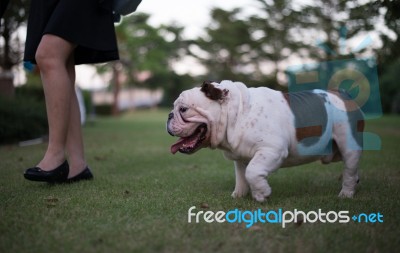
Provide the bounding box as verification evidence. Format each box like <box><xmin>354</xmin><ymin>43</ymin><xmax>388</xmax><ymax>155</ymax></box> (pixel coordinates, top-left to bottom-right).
<box><xmin>0</xmin><ymin>110</ymin><xmax>399</xmax><ymax>253</ymax></box>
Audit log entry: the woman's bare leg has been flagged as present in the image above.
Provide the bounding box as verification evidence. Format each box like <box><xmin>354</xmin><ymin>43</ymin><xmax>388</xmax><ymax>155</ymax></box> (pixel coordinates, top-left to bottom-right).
<box><xmin>65</xmin><ymin>57</ymin><xmax>87</xmax><ymax>178</ymax></box>
<box><xmin>35</xmin><ymin>34</ymin><xmax>75</xmax><ymax>172</ymax></box>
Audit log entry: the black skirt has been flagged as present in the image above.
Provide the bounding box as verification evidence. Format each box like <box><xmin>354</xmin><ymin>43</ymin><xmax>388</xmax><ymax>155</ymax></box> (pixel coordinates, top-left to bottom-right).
<box><xmin>24</xmin><ymin>0</ymin><xmax>119</xmax><ymax>65</ymax></box>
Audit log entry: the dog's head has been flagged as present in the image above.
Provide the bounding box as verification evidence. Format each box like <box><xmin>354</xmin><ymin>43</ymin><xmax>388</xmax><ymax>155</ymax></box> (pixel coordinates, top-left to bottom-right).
<box><xmin>167</xmin><ymin>81</ymin><xmax>229</xmax><ymax>154</ymax></box>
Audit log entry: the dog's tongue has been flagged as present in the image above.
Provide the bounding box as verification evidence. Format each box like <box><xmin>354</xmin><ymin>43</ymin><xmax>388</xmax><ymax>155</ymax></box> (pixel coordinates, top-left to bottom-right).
<box><xmin>171</xmin><ymin>138</ymin><xmax>186</xmax><ymax>154</ymax></box>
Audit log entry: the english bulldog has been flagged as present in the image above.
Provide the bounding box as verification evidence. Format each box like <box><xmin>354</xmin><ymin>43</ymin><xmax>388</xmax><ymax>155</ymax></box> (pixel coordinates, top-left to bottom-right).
<box><xmin>167</xmin><ymin>80</ymin><xmax>364</xmax><ymax>202</ymax></box>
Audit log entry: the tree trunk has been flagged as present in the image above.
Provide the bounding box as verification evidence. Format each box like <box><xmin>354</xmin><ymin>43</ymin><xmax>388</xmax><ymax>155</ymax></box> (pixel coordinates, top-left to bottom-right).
<box><xmin>0</xmin><ymin>71</ymin><xmax>14</xmax><ymax>97</ymax></box>
<box><xmin>112</xmin><ymin>62</ymin><xmax>121</xmax><ymax>116</ymax></box>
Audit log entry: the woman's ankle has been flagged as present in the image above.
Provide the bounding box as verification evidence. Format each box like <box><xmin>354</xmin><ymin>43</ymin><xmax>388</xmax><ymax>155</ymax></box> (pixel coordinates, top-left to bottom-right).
<box><xmin>37</xmin><ymin>151</ymin><xmax>66</xmax><ymax>171</ymax></box>
<box><xmin>67</xmin><ymin>158</ymin><xmax>87</xmax><ymax>178</ymax></box>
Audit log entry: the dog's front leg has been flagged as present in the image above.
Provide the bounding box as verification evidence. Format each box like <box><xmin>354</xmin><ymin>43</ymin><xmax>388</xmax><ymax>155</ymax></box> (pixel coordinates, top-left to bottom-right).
<box><xmin>245</xmin><ymin>150</ymin><xmax>285</xmax><ymax>202</ymax></box>
<box><xmin>231</xmin><ymin>161</ymin><xmax>249</xmax><ymax>198</ymax></box>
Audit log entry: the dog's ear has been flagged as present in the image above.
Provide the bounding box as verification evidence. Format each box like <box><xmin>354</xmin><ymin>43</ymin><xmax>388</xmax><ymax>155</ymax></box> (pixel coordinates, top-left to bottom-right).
<box><xmin>201</xmin><ymin>81</ymin><xmax>229</xmax><ymax>101</ymax></box>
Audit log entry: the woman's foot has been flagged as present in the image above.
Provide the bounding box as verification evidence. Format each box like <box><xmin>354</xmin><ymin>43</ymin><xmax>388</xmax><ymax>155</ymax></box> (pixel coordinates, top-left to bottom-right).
<box><xmin>24</xmin><ymin>158</ymin><xmax>93</xmax><ymax>183</ymax></box>
<box><xmin>24</xmin><ymin>160</ymin><xmax>69</xmax><ymax>183</ymax></box>
<box><xmin>66</xmin><ymin>167</ymin><xmax>93</xmax><ymax>183</ymax></box>
<box><xmin>66</xmin><ymin>158</ymin><xmax>94</xmax><ymax>182</ymax></box>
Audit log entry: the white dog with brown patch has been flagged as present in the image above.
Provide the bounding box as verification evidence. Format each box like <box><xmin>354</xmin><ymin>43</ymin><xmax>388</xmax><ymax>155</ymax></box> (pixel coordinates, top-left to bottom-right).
<box><xmin>167</xmin><ymin>80</ymin><xmax>364</xmax><ymax>202</ymax></box>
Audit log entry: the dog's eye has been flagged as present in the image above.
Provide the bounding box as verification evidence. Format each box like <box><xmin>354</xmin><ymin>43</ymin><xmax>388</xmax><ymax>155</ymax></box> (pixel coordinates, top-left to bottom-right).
<box><xmin>179</xmin><ymin>107</ymin><xmax>188</xmax><ymax>113</ymax></box>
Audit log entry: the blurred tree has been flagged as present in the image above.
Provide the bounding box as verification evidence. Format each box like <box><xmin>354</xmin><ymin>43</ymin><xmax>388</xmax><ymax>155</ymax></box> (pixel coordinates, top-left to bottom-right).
<box><xmin>0</xmin><ymin>0</ymin><xmax>29</xmax><ymax>96</ymax></box>
<box><xmin>288</xmin><ymin>0</ymin><xmax>400</xmax><ymax>113</ymax></box>
<box><xmin>0</xmin><ymin>0</ymin><xmax>10</xmax><ymax>19</ymax></box>
<box><xmin>351</xmin><ymin>0</ymin><xmax>400</xmax><ymax>112</ymax></box>
<box><xmin>286</xmin><ymin>0</ymin><xmax>376</xmax><ymax>90</ymax></box>
<box><xmin>116</xmin><ymin>13</ymin><xmax>187</xmax><ymax>87</ymax></box>
<box><xmin>191</xmin><ymin>1</ymin><xmax>343</xmax><ymax>89</ymax></box>
<box><xmin>273</xmin><ymin>0</ymin><xmax>400</xmax><ymax>114</ymax></box>
<box><xmin>380</xmin><ymin>59</ymin><xmax>400</xmax><ymax>113</ymax></box>
<box><xmin>249</xmin><ymin>0</ymin><xmax>298</xmax><ymax>82</ymax></box>
<box><xmin>291</xmin><ymin>0</ymin><xmax>355</xmax><ymax>60</ymax></box>
<box><xmin>189</xmin><ymin>8</ymin><xmax>259</xmax><ymax>83</ymax></box>
<box><xmin>146</xmin><ymin>72</ymin><xmax>195</xmax><ymax>107</ymax></box>
<box><xmin>361</xmin><ymin>0</ymin><xmax>400</xmax><ymax>66</ymax></box>
<box><xmin>377</xmin><ymin>0</ymin><xmax>400</xmax><ymax>113</ymax></box>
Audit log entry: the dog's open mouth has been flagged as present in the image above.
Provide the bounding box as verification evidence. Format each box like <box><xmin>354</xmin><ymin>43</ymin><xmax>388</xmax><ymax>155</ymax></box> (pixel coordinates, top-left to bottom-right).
<box><xmin>171</xmin><ymin>124</ymin><xmax>208</xmax><ymax>154</ymax></box>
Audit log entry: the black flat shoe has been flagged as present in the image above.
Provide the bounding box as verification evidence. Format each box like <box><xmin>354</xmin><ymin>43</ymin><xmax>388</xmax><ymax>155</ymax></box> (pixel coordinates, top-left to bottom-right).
<box><xmin>66</xmin><ymin>167</ymin><xmax>93</xmax><ymax>183</ymax></box>
<box><xmin>24</xmin><ymin>160</ymin><xmax>69</xmax><ymax>183</ymax></box>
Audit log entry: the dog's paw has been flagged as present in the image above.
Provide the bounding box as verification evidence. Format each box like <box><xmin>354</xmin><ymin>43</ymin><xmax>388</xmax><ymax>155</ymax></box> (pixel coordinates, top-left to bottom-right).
<box><xmin>251</xmin><ymin>187</ymin><xmax>271</xmax><ymax>202</ymax></box>
<box><xmin>338</xmin><ymin>189</ymin><xmax>355</xmax><ymax>198</ymax></box>
<box><xmin>231</xmin><ymin>189</ymin><xmax>249</xmax><ymax>198</ymax></box>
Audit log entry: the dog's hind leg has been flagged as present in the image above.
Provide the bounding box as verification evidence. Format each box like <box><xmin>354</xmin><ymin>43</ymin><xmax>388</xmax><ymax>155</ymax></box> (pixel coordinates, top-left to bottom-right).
<box><xmin>328</xmin><ymin>92</ymin><xmax>364</xmax><ymax>198</ymax></box>
<box><xmin>334</xmin><ymin>123</ymin><xmax>363</xmax><ymax>198</ymax></box>
<box><xmin>338</xmin><ymin>149</ymin><xmax>361</xmax><ymax>198</ymax></box>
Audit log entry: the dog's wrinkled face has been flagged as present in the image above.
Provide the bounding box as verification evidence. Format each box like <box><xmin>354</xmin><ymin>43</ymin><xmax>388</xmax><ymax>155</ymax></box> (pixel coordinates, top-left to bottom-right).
<box><xmin>167</xmin><ymin>88</ymin><xmax>211</xmax><ymax>154</ymax></box>
<box><xmin>167</xmin><ymin>81</ymin><xmax>229</xmax><ymax>154</ymax></box>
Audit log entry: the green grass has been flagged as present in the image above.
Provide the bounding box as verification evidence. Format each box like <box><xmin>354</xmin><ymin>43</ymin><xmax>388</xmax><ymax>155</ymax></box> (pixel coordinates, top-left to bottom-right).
<box><xmin>1</xmin><ymin>110</ymin><xmax>399</xmax><ymax>253</ymax></box>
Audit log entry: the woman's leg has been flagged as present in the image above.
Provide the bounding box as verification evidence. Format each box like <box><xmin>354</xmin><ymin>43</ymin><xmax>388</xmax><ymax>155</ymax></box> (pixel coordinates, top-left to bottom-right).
<box><xmin>65</xmin><ymin>57</ymin><xmax>87</xmax><ymax>178</ymax></box>
<box><xmin>35</xmin><ymin>34</ymin><xmax>75</xmax><ymax>172</ymax></box>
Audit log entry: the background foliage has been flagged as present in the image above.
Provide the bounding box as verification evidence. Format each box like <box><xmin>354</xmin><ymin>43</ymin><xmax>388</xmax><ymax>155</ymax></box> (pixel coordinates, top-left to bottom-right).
<box><xmin>0</xmin><ymin>0</ymin><xmax>399</xmax><ymax>142</ymax></box>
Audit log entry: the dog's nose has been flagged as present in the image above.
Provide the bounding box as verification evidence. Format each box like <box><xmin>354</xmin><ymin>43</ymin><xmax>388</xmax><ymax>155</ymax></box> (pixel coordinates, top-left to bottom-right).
<box><xmin>167</xmin><ymin>127</ymin><xmax>175</xmax><ymax>136</ymax></box>
<box><xmin>167</xmin><ymin>113</ymin><xmax>175</xmax><ymax>136</ymax></box>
